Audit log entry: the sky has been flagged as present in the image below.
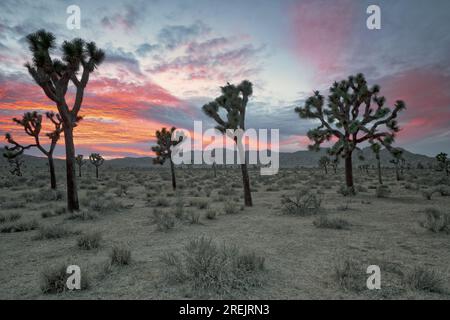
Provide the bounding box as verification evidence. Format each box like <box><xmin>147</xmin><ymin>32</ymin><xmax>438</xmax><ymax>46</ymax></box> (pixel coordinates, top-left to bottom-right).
<box><xmin>0</xmin><ymin>0</ymin><xmax>449</xmax><ymax>158</ymax></box>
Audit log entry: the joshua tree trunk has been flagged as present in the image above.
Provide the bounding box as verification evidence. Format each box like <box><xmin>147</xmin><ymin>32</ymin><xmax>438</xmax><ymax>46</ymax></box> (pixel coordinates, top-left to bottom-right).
<box><xmin>170</xmin><ymin>159</ymin><xmax>176</xmax><ymax>190</ymax></box>
<box><xmin>48</xmin><ymin>156</ymin><xmax>56</xmax><ymax>189</ymax></box>
<box><xmin>345</xmin><ymin>153</ymin><xmax>354</xmax><ymax>193</ymax></box>
<box><xmin>324</xmin><ymin>166</ymin><xmax>328</xmax><ymax>174</ymax></box>
<box><xmin>240</xmin><ymin>163</ymin><xmax>253</xmax><ymax>206</ymax></box>
<box><xmin>95</xmin><ymin>166</ymin><xmax>99</xmax><ymax>179</ymax></box>
<box><xmin>78</xmin><ymin>165</ymin><xmax>82</xmax><ymax>178</ymax></box>
<box><xmin>377</xmin><ymin>157</ymin><xmax>383</xmax><ymax>185</ymax></box>
<box><xmin>63</xmin><ymin>125</ymin><xmax>79</xmax><ymax>212</ymax></box>
<box><xmin>213</xmin><ymin>162</ymin><xmax>217</xmax><ymax>178</ymax></box>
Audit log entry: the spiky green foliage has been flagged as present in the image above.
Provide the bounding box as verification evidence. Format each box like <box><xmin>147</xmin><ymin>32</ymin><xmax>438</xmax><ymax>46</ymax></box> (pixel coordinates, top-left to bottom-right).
<box><xmin>202</xmin><ymin>80</ymin><xmax>254</xmax><ymax>206</ymax></box>
<box><xmin>89</xmin><ymin>153</ymin><xmax>104</xmax><ymax>179</ymax></box>
<box><xmin>24</xmin><ymin>29</ymin><xmax>105</xmax><ymax>211</ymax></box>
<box><xmin>151</xmin><ymin>127</ymin><xmax>183</xmax><ymax>190</ymax></box>
<box><xmin>436</xmin><ymin>152</ymin><xmax>449</xmax><ymax>176</ymax></box>
<box><xmin>295</xmin><ymin>73</ymin><xmax>406</xmax><ymax>191</ymax></box>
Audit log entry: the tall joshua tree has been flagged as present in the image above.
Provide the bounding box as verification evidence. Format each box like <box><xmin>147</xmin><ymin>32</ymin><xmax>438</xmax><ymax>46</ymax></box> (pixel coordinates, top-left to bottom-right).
<box><xmin>151</xmin><ymin>127</ymin><xmax>183</xmax><ymax>190</ymax></box>
<box><xmin>4</xmin><ymin>111</ymin><xmax>63</xmax><ymax>189</ymax></box>
<box><xmin>89</xmin><ymin>153</ymin><xmax>104</xmax><ymax>180</ymax></box>
<box><xmin>202</xmin><ymin>80</ymin><xmax>253</xmax><ymax>206</ymax></box>
<box><xmin>295</xmin><ymin>73</ymin><xmax>406</xmax><ymax>193</ymax></box>
<box><xmin>75</xmin><ymin>154</ymin><xmax>86</xmax><ymax>177</ymax></box>
<box><xmin>436</xmin><ymin>152</ymin><xmax>449</xmax><ymax>176</ymax></box>
<box><xmin>25</xmin><ymin>29</ymin><xmax>105</xmax><ymax>211</ymax></box>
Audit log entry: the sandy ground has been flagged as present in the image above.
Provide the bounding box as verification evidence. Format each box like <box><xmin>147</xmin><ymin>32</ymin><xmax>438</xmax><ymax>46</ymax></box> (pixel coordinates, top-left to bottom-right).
<box><xmin>0</xmin><ymin>166</ymin><xmax>449</xmax><ymax>300</ymax></box>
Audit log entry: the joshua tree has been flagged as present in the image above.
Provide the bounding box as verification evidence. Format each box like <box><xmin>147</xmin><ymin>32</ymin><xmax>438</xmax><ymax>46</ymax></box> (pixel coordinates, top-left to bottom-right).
<box><xmin>436</xmin><ymin>152</ymin><xmax>449</xmax><ymax>176</ymax></box>
<box><xmin>3</xmin><ymin>151</ymin><xmax>25</xmax><ymax>176</ymax></box>
<box><xmin>371</xmin><ymin>143</ymin><xmax>383</xmax><ymax>184</ymax></box>
<box><xmin>89</xmin><ymin>153</ymin><xmax>104</xmax><ymax>179</ymax></box>
<box><xmin>318</xmin><ymin>155</ymin><xmax>330</xmax><ymax>174</ymax></box>
<box><xmin>4</xmin><ymin>111</ymin><xmax>63</xmax><ymax>189</ymax></box>
<box><xmin>24</xmin><ymin>29</ymin><xmax>105</xmax><ymax>211</ymax></box>
<box><xmin>151</xmin><ymin>127</ymin><xmax>183</xmax><ymax>190</ymax></box>
<box><xmin>75</xmin><ymin>154</ymin><xmax>86</xmax><ymax>177</ymax></box>
<box><xmin>295</xmin><ymin>73</ymin><xmax>406</xmax><ymax>194</ymax></box>
<box><xmin>202</xmin><ymin>80</ymin><xmax>254</xmax><ymax>206</ymax></box>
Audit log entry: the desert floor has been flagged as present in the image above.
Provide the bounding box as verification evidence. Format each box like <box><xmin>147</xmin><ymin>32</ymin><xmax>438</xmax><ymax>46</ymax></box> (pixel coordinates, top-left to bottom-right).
<box><xmin>0</xmin><ymin>166</ymin><xmax>449</xmax><ymax>299</ymax></box>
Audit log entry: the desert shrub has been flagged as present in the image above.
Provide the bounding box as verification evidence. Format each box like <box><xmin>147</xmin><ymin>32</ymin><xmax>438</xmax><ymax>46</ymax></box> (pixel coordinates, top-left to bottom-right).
<box><xmin>334</xmin><ymin>257</ymin><xmax>366</xmax><ymax>292</ymax></box>
<box><xmin>190</xmin><ymin>199</ymin><xmax>209</xmax><ymax>210</ymax></box>
<box><xmin>205</xmin><ymin>208</ymin><xmax>217</xmax><ymax>220</ymax></box>
<box><xmin>223</xmin><ymin>202</ymin><xmax>239</xmax><ymax>215</ymax></box>
<box><xmin>188</xmin><ymin>211</ymin><xmax>201</xmax><ymax>224</ymax></box>
<box><xmin>355</xmin><ymin>185</ymin><xmax>367</xmax><ymax>193</ymax></box>
<box><xmin>77</xmin><ymin>232</ymin><xmax>102</xmax><ymax>250</ymax></box>
<box><xmin>422</xmin><ymin>189</ymin><xmax>436</xmax><ymax>200</ymax></box>
<box><xmin>1</xmin><ymin>220</ymin><xmax>38</xmax><ymax>233</ymax></box>
<box><xmin>114</xmin><ymin>184</ymin><xmax>129</xmax><ymax>197</ymax></box>
<box><xmin>39</xmin><ymin>189</ymin><xmax>64</xmax><ymax>201</ymax></box>
<box><xmin>0</xmin><ymin>213</ymin><xmax>21</xmax><ymax>224</ymax></box>
<box><xmin>337</xmin><ymin>185</ymin><xmax>355</xmax><ymax>196</ymax></box>
<box><xmin>434</xmin><ymin>185</ymin><xmax>450</xmax><ymax>196</ymax></box>
<box><xmin>313</xmin><ymin>216</ymin><xmax>350</xmax><ymax>230</ymax></box>
<box><xmin>173</xmin><ymin>196</ymin><xmax>185</xmax><ymax>219</ymax></box>
<box><xmin>403</xmin><ymin>266</ymin><xmax>445</xmax><ymax>293</ymax></box>
<box><xmin>109</xmin><ymin>245</ymin><xmax>131</xmax><ymax>266</ymax></box>
<box><xmin>40</xmin><ymin>263</ymin><xmax>89</xmax><ymax>294</ymax></box>
<box><xmin>34</xmin><ymin>225</ymin><xmax>75</xmax><ymax>240</ymax></box>
<box><xmin>375</xmin><ymin>185</ymin><xmax>391</xmax><ymax>198</ymax></box>
<box><xmin>280</xmin><ymin>191</ymin><xmax>321</xmax><ymax>216</ymax></box>
<box><xmin>420</xmin><ymin>208</ymin><xmax>450</xmax><ymax>233</ymax></box>
<box><xmin>152</xmin><ymin>209</ymin><xmax>175</xmax><ymax>231</ymax></box>
<box><xmin>1</xmin><ymin>200</ymin><xmax>26</xmax><ymax>209</ymax></box>
<box><xmin>154</xmin><ymin>197</ymin><xmax>170</xmax><ymax>207</ymax></box>
<box><xmin>160</xmin><ymin>236</ymin><xmax>265</xmax><ymax>296</ymax></box>
<box><xmin>81</xmin><ymin>193</ymin><xmax>124</xmax><ymax>214</ymax></box>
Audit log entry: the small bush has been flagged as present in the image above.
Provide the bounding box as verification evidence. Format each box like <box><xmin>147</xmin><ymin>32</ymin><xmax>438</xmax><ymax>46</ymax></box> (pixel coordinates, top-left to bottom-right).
<box><xmin>334</xmin><ymin>257</ymin><xmax>366</xmax><ymax>292</ymax></box>
<box><xmin>77</xmin><ymin>232</ymin><xmax>102</xmax><ymax>250</ymax></box>
<box><xmin>110</xmin><ymin>245</ymin><xmax>131</xmax><ymax>266</ymax></box>
<box><xmin>0</xmin><ymin>213</ymin><xmax>21</xmax><ymax>224</ymax></box>
<box><xmin>375</xmin><ymin>185</ymin><xmax>391</xmax><ymax>198</ymax></box>
<box><xmin>34</xmin><ymin>225</ymin><xmax>74</xmax><ymax>240</ymax></box>
<box><xmin>313</xmin><ymin>216</ymin><xmax>350</xmax><ymax>230</ymax></box>
<box><xmin>422</xmin><ymin>189</ymin><xmax>435</xmax><ymax>200</ymax></box>
<box><xmin>337</xmin><ymin>186</ymin><xmax>355</xmax><ymax>197</ymax></box>
<box><xmin>223</xmin><ymin>202</ymin><xmax>239</xmax><ymax>215</ymax></box>
<box><xmin>1</xmin><ymin>220</ymin><xmax>38</xmax><ymax>233</ymax></box>
<box><xmin>67</xmin><ymin>209</ymin><xmax>98</xmax><ymax>221</ymax></box>
<box><xmin>281</xmin><ymin>191</ymin><xmax>321</xmax><ymax>216</ymax></box>
<box><xmin>152</xmin><ymin>209</ymin><xmax>175</xmax><ymax>231</ymax></box>
<box><xmin>154</xmin><ymin>197</ymin><xmax>170</xmax><ymax>207</ymax></box>
<box><xmin>420</xmin><ymin>208</ymin><xmax>450</xmax><ymax>233</ymax></box>
<box><xmin>403</xmin><ymin>266</ymin><xmax>445</xmax><ymax>293</ymax></box>
<box><xmin>40</xmin><ymin>263</ymin><xmax>89</xmax><ymax>294</ymax></box>
<box><xmin>160</xmin><ymin>236</ymin><xmax>265</xmax><ymax>296</ymax></box>
<box><xmin>188</xmin><ymin>211</ymin><xmax>201</xmax><ymax>224</ymax></box>
<box><xmin>205</xmin><ymin>208</ymin><xmax>217</xmax><ymax>220</ymax></box>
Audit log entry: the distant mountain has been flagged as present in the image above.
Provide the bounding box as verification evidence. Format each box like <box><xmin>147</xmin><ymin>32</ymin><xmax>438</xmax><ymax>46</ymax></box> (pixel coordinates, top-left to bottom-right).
<box><xmin>0</xmin><ymin>147</ymin><xmax>435</xmax><ymax>169</ymax></box>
